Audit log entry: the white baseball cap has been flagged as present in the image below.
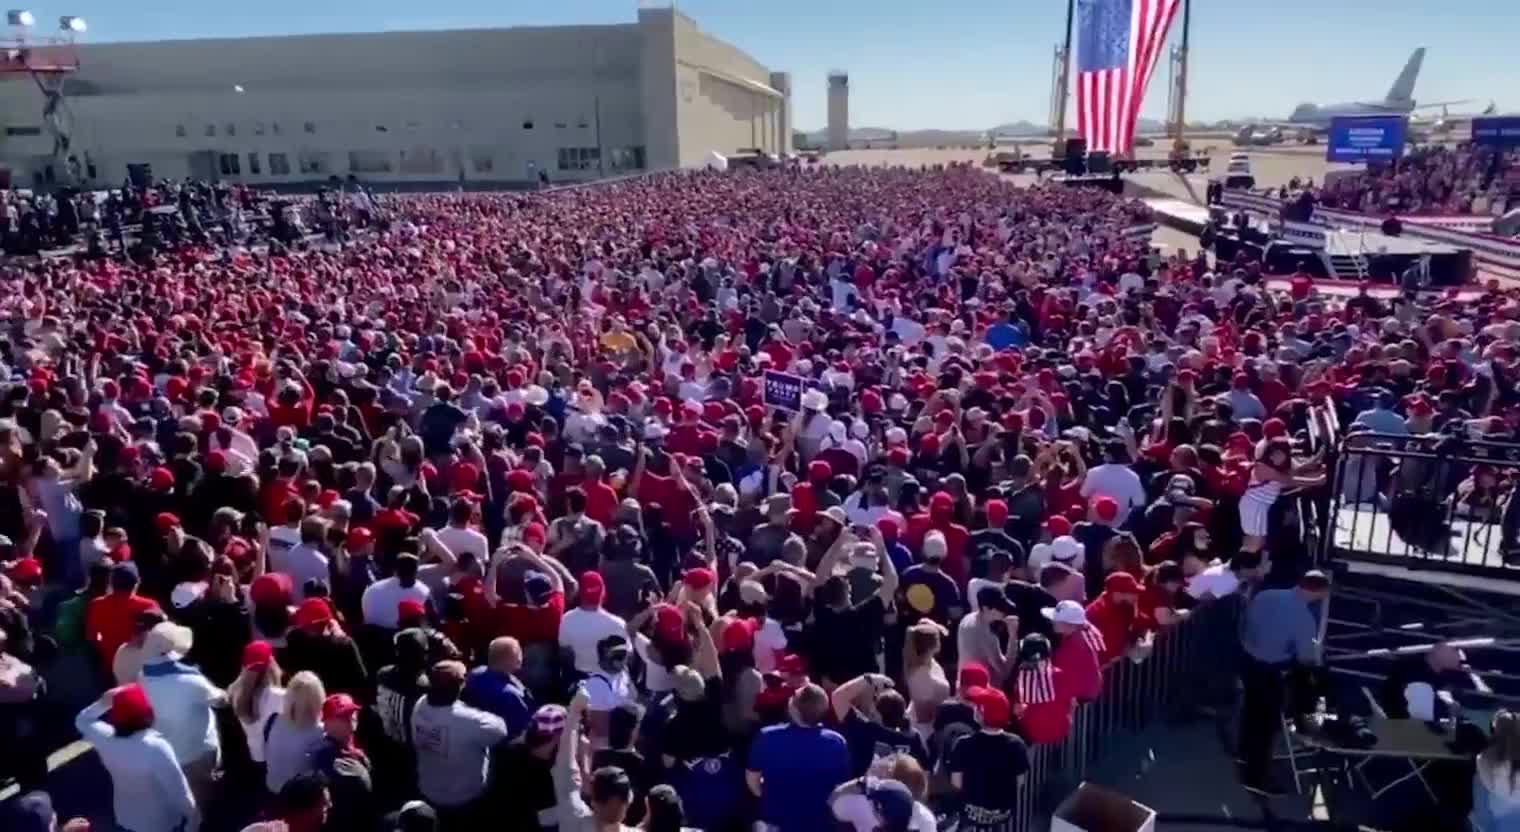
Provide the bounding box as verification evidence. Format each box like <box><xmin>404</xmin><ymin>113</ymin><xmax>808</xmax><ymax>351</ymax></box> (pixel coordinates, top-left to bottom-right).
<box><xmin>1042</xmin><ymin>600</ymin><xmax>1088</xmax><ymax>626</ymax></box>
<box><xmin>1051</xmin><ymin>535</ymin><xmax>1083</xmax><ymax>563</ymax></box>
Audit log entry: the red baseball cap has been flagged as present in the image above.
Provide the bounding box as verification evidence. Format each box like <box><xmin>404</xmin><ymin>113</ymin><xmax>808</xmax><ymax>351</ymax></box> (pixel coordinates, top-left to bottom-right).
<box><xmin>321</xmin><ymin>693</ymin><xmax>361</xmax><ymax>721</ymax></box>
<box><xmin>346</xmin><ymin>527</ymin><xmax>374</xmax><ymax>550</ymax></box>
<box><xmin>1092</xmin><ymin>496</ymin><xmax>1119</xmax><ymax>523</ymax></box>
<box><xmin>652</xmin><ymin>603</ymin><xmax>685</xmax><ymax>642</ymax></box>
<box><xmin>1104</xmin><ymin>571</ymin><xmax>1142</xmax><ymax>594</ymax></box>
<box><xmin>241</xmin><ymin>640</ymin><xmax>275</xmax><ymax>671</ymax></box>
<box><xmin>293</xmin><ymin>598</ymin><xmax>335</xmax><ymax>629</ymax></box>
<box><xmin>249</xmin><ymin>573</ymin><xmax>294</xmax><ymax>607</ymax></box>
<box><xmin>965</xmin><ymin>685</ymin><xmax>1011</xmax><ymax>729</ymax></box>
<box><xmin>154</xmin><ymin>512</ymin><xmax>181</xmax><ymax>533</ymax></box>
<box><xmin>109</xmin><ymin>683</ymin><xmax>155</xmax><ymax>729</ymax></box>
<box><xmin>579</xmin><ymin>571</ymin><xmax>605</xmax><ymax>605</ymax></box>
<box><xmin>148</xmin><ymin>467</ymin><xmax>175</xmax><ymax>491</ymax></box>
<box><xmin>1046</xmin><ymin>515</ymin><xmax>1073</xmax><ymax>537</ymax></box>
<box><xmin>682</xmin><ymin>567</ymin><xmax>716</xmax><ymax>591</ymax></box>
<box><xmin>397</xmin><ymin>599</ymin><xmax>427</xmax><ymax>625</ymax></box>
<box><xmin>984</xmin><ymin>499</ymin><xmax>1009</xmax><ymax>526</ymax></box>
<box><xmin>720</xmin><ymin>618</ymin><xmax>756</xmax><ymax>653</ymax></box>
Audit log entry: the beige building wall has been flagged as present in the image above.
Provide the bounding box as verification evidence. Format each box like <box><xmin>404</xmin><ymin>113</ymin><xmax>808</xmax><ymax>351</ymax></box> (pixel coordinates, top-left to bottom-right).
<box><xmin>0</xmin><ymin>12</ymin><xmax>786</xmax><ymax>188</ymax></box>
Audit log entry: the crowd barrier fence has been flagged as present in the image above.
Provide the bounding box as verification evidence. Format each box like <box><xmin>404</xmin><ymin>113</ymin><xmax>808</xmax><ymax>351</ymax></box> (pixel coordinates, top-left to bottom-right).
<box><xmin>1007</xmin><ymin>595</ymin><xmax>1240</xmax><ymax>832</ymax></box>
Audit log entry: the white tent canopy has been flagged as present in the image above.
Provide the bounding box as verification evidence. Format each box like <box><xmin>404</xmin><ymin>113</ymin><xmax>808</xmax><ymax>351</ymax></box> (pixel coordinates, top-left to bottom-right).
<box><xmin>705</xmin><ymin>151</ymin><xmax>728</xmax><ymax>171</ymax></box>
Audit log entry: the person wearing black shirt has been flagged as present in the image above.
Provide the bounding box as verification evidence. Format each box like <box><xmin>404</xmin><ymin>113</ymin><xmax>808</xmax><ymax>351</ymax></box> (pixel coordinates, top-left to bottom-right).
<box><xmin>967</xmin><ymin>499</ymin><xmax>1025</xmax><ymax>577</ymax></box>
<box><xmin>1004</xmin><ymin>562</ymin><xmax>1083</xmax><ymax>640</ymax></box>
<box><xmin>806</xmin><ymin>529</ymin><xmax>899</xmax><ymax>686</ymax></box>
<box><xmin>592</xmin><ymin>702</ymin><xmax>652</xmax><ymax>825</ymax></box>
<box><xmin>1377</xmin><ymin>642</ymin><xmax>1467</xmax><ymax>721</ymax></box>
<box><xmin>948</xmin><ymin>692</ymin><xmax>1031</xmax><ymax>832</ymax></box>
<box><xmin>829</xmin><ymin>673</ymin><xmax>930</xmax><ymax>776</ymax></box>
<box><xmin>1000</xmin><ymin>457</ymin><xmax>1045</xmax><ymax>552</ymax></box>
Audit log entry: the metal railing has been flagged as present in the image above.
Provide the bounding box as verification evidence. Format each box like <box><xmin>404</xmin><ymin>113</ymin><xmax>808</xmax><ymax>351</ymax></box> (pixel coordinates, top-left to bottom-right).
<box><xmin>1321</xmin><ymin>432</ymin><xmax>1520</xmax><ymax>577</ymax></box>
<box><xmin>1008</xmin><ymin>595</ymin><xmax>1240</xmax><ymax>831</ymax></box>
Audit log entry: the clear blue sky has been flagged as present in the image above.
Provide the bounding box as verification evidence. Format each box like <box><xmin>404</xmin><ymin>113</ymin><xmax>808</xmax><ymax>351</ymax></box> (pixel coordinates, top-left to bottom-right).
<box><xmin>51</xmin><ymin>0</ymin><xmax>1519</xmax><ymax>128</ymax></box>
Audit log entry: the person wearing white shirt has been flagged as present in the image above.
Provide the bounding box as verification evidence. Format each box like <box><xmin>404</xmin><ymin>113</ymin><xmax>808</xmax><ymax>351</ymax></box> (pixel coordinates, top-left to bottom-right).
<box><xmin>1185</xmin><ymin>560</ymin><xmax>1242</xmax><ymax>600</ymax></box>
<box><xmin>1080</xmin><ymin>444</ymin><xmax>1149</xmax><ymax>528</ymax></box>
<box><xmin>830</xmin><ymin>774</ymin><xmax>937</xmax><ymax>832</ymax></box>
<box><xmin>282</xmin><ymin>517</ymin><xmax>332</xmax><ymax>602</ymax></box>
<box><xmin>433</xmin><ymin>501</ymin><xmax>489</xmax><ymax>564</ymax></box>
<box><xmin>361</xmin><ymin>554</ymin><xmax>433</xmax><ymax>629</ymax></box>
<box><xmin>137</xmin><ymin>622</ymin><xmax>226</xmax><ymax>812</ymax></box>
<box><xmin>75</xmin><ymin>687</ymin><xmax>197</xmax><ymax>832</ymax></box>
<box><xmin>558</xmin><ymin>573</ymin><xmax>627</xmax><ymax>676</ymax></box>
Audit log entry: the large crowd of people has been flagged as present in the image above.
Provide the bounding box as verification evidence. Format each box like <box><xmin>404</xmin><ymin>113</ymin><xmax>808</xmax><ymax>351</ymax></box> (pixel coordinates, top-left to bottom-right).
<box><xmin>0</xmin><ymin>161</ymin><xmax>1516</xmax><ymax>832</ymax></box>
<box><xmin>1309</xmin><ymin>144</ymin><xmax>1518</xmax><ymax>219</ymax></box>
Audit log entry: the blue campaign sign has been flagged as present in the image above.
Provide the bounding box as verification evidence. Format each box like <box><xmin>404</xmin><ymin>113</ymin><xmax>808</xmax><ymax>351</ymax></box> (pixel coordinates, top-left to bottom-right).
<box><xmin>1326</xmin><ymin>116</ymin><xmax>1408</xmax><ymax>163</ymax></box>
<box><xmin>1472</xmin><ymin>116</ymin><xmax>1520</xmax><ymax>147</ymax></box>
<box><xmin>763</xmin><ymin>370</ymin><xmax>804</xmax><ymax>412</ymax></box>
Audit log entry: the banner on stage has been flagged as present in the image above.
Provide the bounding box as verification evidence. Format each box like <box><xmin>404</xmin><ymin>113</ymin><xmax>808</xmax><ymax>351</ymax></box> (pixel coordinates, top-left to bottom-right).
<box><xmin>1325</xmin><ymin>116</ymin><xmax>1407</xmax><ymax>163</ymax></box>
<box><xmin>1472</xmin><ymin>116</ymin><xmax>1520</xmax><ymax>148</ymax></box>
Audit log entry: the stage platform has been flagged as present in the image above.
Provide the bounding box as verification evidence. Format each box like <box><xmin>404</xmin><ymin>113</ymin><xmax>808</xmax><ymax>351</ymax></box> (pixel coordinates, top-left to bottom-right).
<box><xmin>1144</xmin><ymin>198</ymin><xmax>1209</xmax><ymax>235</ymax></box>
<box><xmin>1261</xmin><ymin>275</ymin><xmax>1488</xmax><ymax>301</ymax></box>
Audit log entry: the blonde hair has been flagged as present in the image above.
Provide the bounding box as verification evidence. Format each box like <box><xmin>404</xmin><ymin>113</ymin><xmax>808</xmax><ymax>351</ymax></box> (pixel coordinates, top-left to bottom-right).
<box><xmin>229</xmin><ymin>659</ymin><xmax>283</xmax><ymax>724</ymax></box>
<box><xmin>282</xmin><ymin>671</ymin><xmax>326</xmax><ymax>726</ymax></box>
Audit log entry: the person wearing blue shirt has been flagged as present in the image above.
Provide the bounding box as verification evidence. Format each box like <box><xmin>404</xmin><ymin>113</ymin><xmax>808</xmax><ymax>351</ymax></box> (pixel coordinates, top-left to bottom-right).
<box><xmin>1352</xmin><ymin>390</ymin><xmax>1409</xmax><ymax>437</ymax></box>
<box><xmin>984</xmin><ymin>318</ymin><xmax>1027</xmax><ymax>352</ymax></box>
<box><xmin>462</xmin><ymin>637</ymin><xmax>535</xmax><ymax>741</ymax></box>
<box><xmin>746</xmin><ymin>683</ymin><xmax>851</xmax><ymax>832</ymax></box>
<box><xmin>1238</xmin><ymin>571</ymin><xmax>1330</xmax><ymax>796</ymax></box>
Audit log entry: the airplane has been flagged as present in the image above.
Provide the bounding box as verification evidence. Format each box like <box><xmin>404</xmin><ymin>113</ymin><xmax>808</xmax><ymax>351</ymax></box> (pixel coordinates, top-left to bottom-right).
<box><xmin>1412</xmin><ymin>101</ymin><xmax>1498</xmax><ymax>138</ymax></box>
<box><xmin>1239</xmin><ymin>48</ymin><xmax>1474</xmax><ymax>142</ymax></box>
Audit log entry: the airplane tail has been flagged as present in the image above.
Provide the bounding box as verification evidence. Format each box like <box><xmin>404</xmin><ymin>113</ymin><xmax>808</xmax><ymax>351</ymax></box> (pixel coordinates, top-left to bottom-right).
<box><xmin>1385</xmin><ymin>48</ymin><xmax>1424</xmax><ymax>105</ymax></box>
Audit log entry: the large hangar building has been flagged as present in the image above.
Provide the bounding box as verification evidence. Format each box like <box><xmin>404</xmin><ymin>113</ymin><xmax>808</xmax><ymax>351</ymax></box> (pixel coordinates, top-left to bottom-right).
<box><xmin>0</xmin><ymin>7</ymin><xmax>791</xmax><ymax>188</ymax></box>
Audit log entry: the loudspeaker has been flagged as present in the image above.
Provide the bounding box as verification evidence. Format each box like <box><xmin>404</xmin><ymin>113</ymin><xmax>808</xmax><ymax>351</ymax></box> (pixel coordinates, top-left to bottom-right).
<box><xmin>1087</xmin><ymin>152</ymin><xmax>1112</xmax><ymax>174</ymax></box>
<box><xmin>1064</xmin><ymin>138</ymin><xmax>1086</xmax><ymax>158</ymax></box>
<box><xmin>126</xmin><ymin>163</ymin><xmax>153</xmax><ymax>189</ymax></box>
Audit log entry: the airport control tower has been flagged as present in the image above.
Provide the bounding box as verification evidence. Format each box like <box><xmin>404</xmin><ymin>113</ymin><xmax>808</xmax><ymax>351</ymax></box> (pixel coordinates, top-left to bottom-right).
<box><xmin>827</xmin><ymin>71</ymin><xmax>849</xmax><ymax>151</ymax></box>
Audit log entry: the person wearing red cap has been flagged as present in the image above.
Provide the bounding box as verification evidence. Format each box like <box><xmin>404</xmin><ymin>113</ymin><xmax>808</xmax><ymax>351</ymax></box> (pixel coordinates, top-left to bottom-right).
<box><xmin>314</xmin><ymin>692</ymin><xmax>375</xmax><ymax>831</ymax></box>
<box><xmin>282</xmin><ymin>597</ymin><xmax>368</xmax><ymax>698</ymax></box>
<box><xmin>1084</xmin><ymin>572</ymin><xmax>1146</xmax><ymax>664</ymax></box>
<box><xmin>74</xmin><ymin>684</ymin><xmax>197</xmax><ymax>832</ymax></box>
<box><xmin>1070</xmin><ymin>495</ymin><xmax>1122</xmax><ymax>600</ymax></box>
<box><xmin>228</xmin><ymin>640</ymin><xmax>286</xmax><ymax>766</ymax></box>
<box><xmin>558</xmin><ymin>570</ymin><xmax>626</xmax><ymax>676</ymax></box>
<box><xmin>906</xmin><ymin>491</ymin><xmax>970</xmax><ymax>585</ymax></box>
<box><xmin>947</xmin><ymin>684</ymin><xmax>1030</xmax><ymax>829</ymax></box>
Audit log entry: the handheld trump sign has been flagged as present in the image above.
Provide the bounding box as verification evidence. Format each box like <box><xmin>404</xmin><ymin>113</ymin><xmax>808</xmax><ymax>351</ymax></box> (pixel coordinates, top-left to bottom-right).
<box><xmin>1472</xmin><ymin>116</ymin><xmax>1520</xmax><ymax>148</ymax></box>
<box><xmin>1326</xmin><ymin>116</ymin><xmax>1408</xmax><ymax>163</ymax></box>
<box><xmin>763</xmin><ymin>370</ymin><xmax>804</xmax><ymax>412</ymax></box>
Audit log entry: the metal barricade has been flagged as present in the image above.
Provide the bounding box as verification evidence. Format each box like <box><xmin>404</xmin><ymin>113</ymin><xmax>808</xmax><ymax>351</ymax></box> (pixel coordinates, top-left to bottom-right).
<box><xmin>1321</xmin><ymin>432</ymin><xmax>1520</xmax><ymax>578</ymax></box>
<box><xmin>1007</xmin><ymin>597</ymin><xmax>1237</xmax><ymax>831</ymax></box>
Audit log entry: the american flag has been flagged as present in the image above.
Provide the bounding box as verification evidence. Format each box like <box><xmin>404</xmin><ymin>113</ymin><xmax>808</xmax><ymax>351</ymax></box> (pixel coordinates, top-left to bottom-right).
<box><xmin>1075</xmin><ymin>0</ymin><xmax>1182</xmax><ymax>155</ymax></box>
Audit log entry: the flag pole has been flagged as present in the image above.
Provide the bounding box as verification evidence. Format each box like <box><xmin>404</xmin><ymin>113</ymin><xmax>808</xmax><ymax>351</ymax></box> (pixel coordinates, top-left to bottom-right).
<box><xmin>1171</xmin><ymin>0</ymin><xmax>1191</xmax><ymax>155</ymax></box>
<box><xmin>1054</xmin><ymin>0</ymin><xmax>1076</xmax><ymax>146</ymax></box>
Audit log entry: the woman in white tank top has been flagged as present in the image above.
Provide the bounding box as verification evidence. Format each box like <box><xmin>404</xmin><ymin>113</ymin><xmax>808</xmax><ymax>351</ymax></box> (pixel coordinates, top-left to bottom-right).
<box><xmin>1239</xmin><ymin>438</ymin><xmax>1325</xmax><ymax>552</ymax></box>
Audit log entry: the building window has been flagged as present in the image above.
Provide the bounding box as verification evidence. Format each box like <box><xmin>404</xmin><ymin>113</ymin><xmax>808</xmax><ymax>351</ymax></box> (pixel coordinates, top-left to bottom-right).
<box><xmin>269</xmin><ymin>152</ymin><xmax>291</xmax><ymax>175</ymax></box>
<box><xmin>174</xmin><ymin>124</ymin><xmax>187</xmax><ymax>138</ymax></box>
<box><xmin>298</xmin><ymin>152</ymin><xmax>330</xmax><ymax>175</ymax></box>
<box><xmin>375</xmin><ymin>124</ymin><xmax>389</xmax><ymax>133</ymax></box>
<box><xmin>218</xmin><ymin>153</ymin><xmax>241</xmax><ymax>176</ymax></box>
<box><xmin>347</xmin><ymin>150</ymin><xmax>393</xmax><ymax>174</ymax></box>
<box><xmin>577</xmin><ymin>118</ymin><xmax>589</xmax><ymax>129</ymax></box>
<box><xmin>522</xmin><ymin>120</ymin><xmax>534</xmax><ymax>130</ymax></box>
<box><xmin>303</xmin><ymin>121</ymin><xmax>316</xmax><ymax>134</ymax></box>
<box><xmin>399</xmin><ymin>146</ymin><xmax>443</xmax><ymax>174</ymax></box>
<box><xmin>254</xmin><ymin>122</ymin><xmax>266</xmax><ymax>136</ymax></box>
<box><xmin>609</xmin><ymin>146</ymin><xmax>646</xmax><ymax>172</ymax></box>
<box><xmin>4</xmin><ymin>125</ymin><xmax>41</xmax><ymax>136</ymax></box>
<box><xmin>226</xmin><ymin>123</ymin><xmax>236</xmax><ymax>136</ymax></box>
<box><xmin>205</xmin><ymin>124</ymin><xmax>216</xmax><ymax>137</ymax></box>
<box><xmin>470</xmin><ymin>147</ymin><xmax>494</xmax><ymax>173</ymax></box>
<box><xmin>557</xmin><ymin>147</ymin><xmax>600</xmax><ymax>172</ymax></box>
<box><xmin>248</xmin><ymin>152</ymin><xmax>261</xmax><ymax>175</ymax></box>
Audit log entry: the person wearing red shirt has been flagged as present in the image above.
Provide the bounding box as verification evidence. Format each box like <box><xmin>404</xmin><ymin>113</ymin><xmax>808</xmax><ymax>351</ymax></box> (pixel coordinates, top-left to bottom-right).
<box><xmin>1137</xmin><ymin>562</ymin><xmax>1186</xmax><ymax>632</ymax></box>
<box><xmin>789</xmin><ymin>460</ymin><xmax>832</xmax><ymax>535</ymax></box>
<box><xmin>85</xmin><ymin>562</ymin><xmax>160</xmax><ymax>668</ymax></box>
<box><xmin>1045</xmin><ymin>600</ymin><xmax>1104</xmax><ymax>701</ymax></box>
<box><xmin>488</xmin><ymin>548</ymin><xmax>573</xmax><ymax>650</ymax></box>
<box><xmin>906</xmin><ymin>491</ymin><xmax>970</xmax><ymax>586</ymax></box>
<box><xmin>629</xmin><ymin>445</ymin><xmax>698</xmax><ymax>543</ymax></box>
<box><xmin>581</xmin><ymin>457</ymin><xmax>619</xmax><ymax>527</ymax></box>
<box><xmin>664</xmin><ymin>404</ymin><xmax>706</xmax><ymax>457</ymax></box>
<box><xmin>1084</xmin><ymin>572</ymin><xmax>1146</xmax><ymax>665</ymax></box>
<box><xmin>1009</xmin><ymin>633</ymin><xmax>1076</xmax><ymax>745</ymax></box>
